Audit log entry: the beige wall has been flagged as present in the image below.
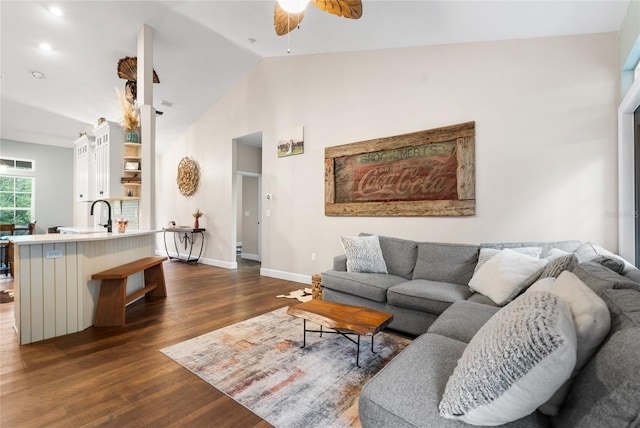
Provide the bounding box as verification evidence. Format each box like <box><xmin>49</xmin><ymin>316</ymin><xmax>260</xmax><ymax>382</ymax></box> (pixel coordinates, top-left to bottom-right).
<box><xmin>157</xmin><ymin>33</ymin><xmax>619</xmax><ymax>280</ymax></box>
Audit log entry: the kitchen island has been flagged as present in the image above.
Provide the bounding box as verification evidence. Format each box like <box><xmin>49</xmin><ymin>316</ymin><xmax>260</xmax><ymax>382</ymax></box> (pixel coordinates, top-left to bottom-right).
<box><xmin>9</xmin><ymin>230</ymin><xmax>161</xmax><ymax>344</ymax></box>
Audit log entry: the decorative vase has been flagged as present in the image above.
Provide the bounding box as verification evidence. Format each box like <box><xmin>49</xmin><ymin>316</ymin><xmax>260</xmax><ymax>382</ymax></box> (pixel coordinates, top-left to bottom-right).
<box><xmin>194</xmin><ymin>217</ymin><xmax>199</xmax><ymax>229</ymax></box>
<box><xmin>125</xmin><ymin>131</ymin><xmax>139</xmax><ymax>143</ymax></box>
<box><xmin>116</xmin><ymin>222</ymin><xmax>128</xmax><ymax>233</ymax></box>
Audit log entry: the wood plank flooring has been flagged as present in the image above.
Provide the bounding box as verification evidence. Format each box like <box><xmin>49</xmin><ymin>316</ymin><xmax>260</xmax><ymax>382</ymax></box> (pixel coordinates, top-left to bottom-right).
<box><xmin>0</xmin><ymin>260</ymin><xmax>307</xmax><ymax>427</ymax></box>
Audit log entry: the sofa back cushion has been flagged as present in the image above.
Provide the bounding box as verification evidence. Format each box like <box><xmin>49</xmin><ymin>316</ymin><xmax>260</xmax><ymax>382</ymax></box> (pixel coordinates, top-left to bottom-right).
<box><xmin>552</xmin><ymin>288</ymin><xmax>640</xmax><ymax>426</ymax></box>
<box><xmin>575</xmin><ymin>242</ymin><xmax>637</xmax><ymax>275</ymax></box>
<box><xmin>625</xmin><ymin>269</ymin><xmax>640</xmax><ymax>284</ymax></box>
<box><xmin>360</xmin><ymin>234</ymin><xmax>418</xmax><ymax>280</ymax></box>
<box><xmin>600</xmin><ymin>288</ymin><xmax>640</xmax><ymax>336</ymax></box>
<box><xmin>412</xmin><ymin>242</ymin><xmax>479</xmax><ymax>285</ymax></box>
<box><xmin>481</xmin><ymin>240</ymin><xmax>581</xmax><ymax>258</ymax></box>
<box><xmin>572</xmin><ymin>262</ymin><xmax>640</xmax><ymax>296</ymax></box>
<box><xmin>552</xmin><ymin>327</ymin><xmax>640</xmax><ymax>427</ymax></box>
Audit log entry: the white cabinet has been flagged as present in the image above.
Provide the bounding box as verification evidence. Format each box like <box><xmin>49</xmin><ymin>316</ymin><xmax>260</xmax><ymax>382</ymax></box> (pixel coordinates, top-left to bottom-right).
<box><xmin>74</xmin><ymin>134</ymin><xmax>94</xmax><ymax>202</ymax></box>
<box><xmin>92</xmin><ymin>121</ymin><xmax>124</xmax><ymax>199</ymax></box>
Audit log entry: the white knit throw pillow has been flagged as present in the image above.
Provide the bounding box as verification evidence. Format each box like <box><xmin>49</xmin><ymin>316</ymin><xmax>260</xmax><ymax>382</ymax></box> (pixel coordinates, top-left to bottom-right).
<box><xmin>340</xmin><ymin>235</ymin><xmax>387</xmax><ymax>274</ymax></box>
<box><xmin>439</xmin><ymin>291</ymin><xmax>577</xmax><ymax>426</ymax></box>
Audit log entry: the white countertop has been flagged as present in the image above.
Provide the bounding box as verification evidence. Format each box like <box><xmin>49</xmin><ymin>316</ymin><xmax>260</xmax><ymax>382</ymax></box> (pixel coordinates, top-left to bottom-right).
<box><xmin>8</xmin><ymin>229</ymin><xmax>161</xmax><ymax>245</ymax></box>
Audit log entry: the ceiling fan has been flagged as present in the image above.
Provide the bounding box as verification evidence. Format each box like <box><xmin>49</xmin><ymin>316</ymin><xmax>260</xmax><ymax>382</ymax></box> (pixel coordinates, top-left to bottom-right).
<box><xmin>274</xmin><ymin>0</ymin><xmax>363</xmax><ymax>36</ymax></box>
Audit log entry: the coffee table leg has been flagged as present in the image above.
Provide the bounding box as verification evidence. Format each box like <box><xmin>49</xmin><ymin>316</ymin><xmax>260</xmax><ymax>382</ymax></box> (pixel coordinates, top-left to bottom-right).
<box><xmin>301</xmin><ymin>319</ymin><xmax>307</xmax><ymax>348</ymax></box>
<box><xmin>371</xmin><ymin>335</ymin><xmax>375</xmax><ymax>353</ymax></box>
<box><xmin>356</xmin><ymin>335</ymin><xmax>361</xmax><ymax>367</ymax></box>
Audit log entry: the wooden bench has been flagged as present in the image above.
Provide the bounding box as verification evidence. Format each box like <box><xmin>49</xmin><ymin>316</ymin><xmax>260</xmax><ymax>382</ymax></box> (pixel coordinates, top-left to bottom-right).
<box><xmin>92</xmin><ymin>256</ymin><xmax>167</xmax><ymax>327</ymax></box>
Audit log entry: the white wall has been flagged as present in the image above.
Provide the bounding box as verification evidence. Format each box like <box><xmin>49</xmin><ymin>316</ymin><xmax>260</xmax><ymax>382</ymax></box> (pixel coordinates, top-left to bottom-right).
<box><xmin>157</xmin><ymin>33</ymin><xmax>619</xmax><ymax>280</ymax></box>
<box><xmin>1</xmin><ymin>139</ymin><xmax>73</xmax><ymax>233</ymax></box>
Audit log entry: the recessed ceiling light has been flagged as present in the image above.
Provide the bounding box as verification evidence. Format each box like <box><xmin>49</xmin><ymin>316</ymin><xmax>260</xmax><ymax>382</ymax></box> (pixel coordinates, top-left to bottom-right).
<box><xmin>31</xmin><ymin>71</ymin><xmax>45</xmax><ymax>79</ymax></box>
<box><xmin>48</xmin><ymin>6</ymin><xmax>63</xmax><ymax>17</ymax></box>
<box><xmin>39</xmin><ymin>42</ymin><xmax>52</xmax><ymax>51</ymax></box>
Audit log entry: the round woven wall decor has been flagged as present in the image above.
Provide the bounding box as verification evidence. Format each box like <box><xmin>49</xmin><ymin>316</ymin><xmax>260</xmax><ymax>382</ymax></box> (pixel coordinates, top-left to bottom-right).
<box><xmin>177</xmin><ymin>157</ymin><xmax>200</xmax><ymax>196</ymax></box>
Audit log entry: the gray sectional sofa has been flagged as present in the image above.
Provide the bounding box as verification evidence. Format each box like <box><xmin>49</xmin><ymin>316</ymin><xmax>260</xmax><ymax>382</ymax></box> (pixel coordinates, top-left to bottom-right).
<box><xmin>320</xmin><ymin>235</ymin><xmax>640</xmax><ymax>427</ymax></box>
<box><xmin>322</xmin><ymin>236</ymin><xmax>583</xmax><ymax>335</ymax></box>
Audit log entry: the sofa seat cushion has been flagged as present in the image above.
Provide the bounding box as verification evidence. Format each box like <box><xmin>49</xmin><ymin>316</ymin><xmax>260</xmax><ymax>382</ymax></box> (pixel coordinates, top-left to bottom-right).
<box><xmin>466</xmin><ymin>292</ymin><xmax>499</xmax><ymax>306</ymax></box>
<box><xmin>427</xmin><ymin>300</ymin><xmax>500</xmax><ymax>344</ymax></box>
<box><xmin>412</xmin><ymin>242</ymin><xmax>479</xmax><ymax>285</ymax></box>
<box><xmin>387</xmin><ymin>280</ymin><xmax>473</xmax><ymax>314</ymax></box>
<box><xmin>359</xmin><ymin>333</ymin><xmax>549</xmax><ymax>428</ymax></box>
<box><xmin>321</xmin><ymin>271</ymin><xmax>406</xmax><ymax>302</ymax></box>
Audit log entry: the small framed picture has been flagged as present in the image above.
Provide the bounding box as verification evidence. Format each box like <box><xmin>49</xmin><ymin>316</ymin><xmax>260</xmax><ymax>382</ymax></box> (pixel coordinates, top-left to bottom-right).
<box><xmin>125</xmin><ymin>161</ymin><xmax>140</xmax><ymax>171</ymax></box>
<box><xmin>277</xmin><ymin>126</ymin><xmax>304</xmax><ymax>158</ymax></box>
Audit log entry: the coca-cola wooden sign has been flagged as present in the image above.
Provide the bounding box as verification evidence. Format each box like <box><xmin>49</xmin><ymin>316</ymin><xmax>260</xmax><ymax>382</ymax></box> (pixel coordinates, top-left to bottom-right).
<box><xmin>325</xmin><ymin>122</ymin><xmax>475</xmax><ymax>216</ymax></box>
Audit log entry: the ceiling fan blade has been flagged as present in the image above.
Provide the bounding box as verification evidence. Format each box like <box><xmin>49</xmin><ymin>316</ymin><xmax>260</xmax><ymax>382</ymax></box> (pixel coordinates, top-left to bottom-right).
<box><xmin>311</xmin><ymin>0</ymin><xmax>362</xmax><ymax>19</ymax></box>
<box><xmin>274</xmin><ymin>2</ymin><xmax>305</xmax><ymax>36</ymax></box>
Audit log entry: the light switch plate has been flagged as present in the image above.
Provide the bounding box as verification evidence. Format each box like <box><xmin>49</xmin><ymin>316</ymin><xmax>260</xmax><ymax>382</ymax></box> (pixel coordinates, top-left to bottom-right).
<box><xmin>45</xmin><ymin>249</ymin><xmax>64</xmax><ymax>259</ymax></box>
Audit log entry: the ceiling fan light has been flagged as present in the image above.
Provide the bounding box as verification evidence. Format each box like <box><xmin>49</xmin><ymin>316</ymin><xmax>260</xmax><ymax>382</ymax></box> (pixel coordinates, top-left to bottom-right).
<box><xmin>277</xmin><ymin>0</ymin><xmax>310</xmax><ymax>14</ymax></box>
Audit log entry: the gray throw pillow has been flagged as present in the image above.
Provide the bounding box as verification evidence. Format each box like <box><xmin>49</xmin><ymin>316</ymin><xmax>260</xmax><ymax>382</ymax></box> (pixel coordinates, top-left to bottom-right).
<box><xmin>340</xmin><ymin>235</ymin><xmax>388</xmax><ymax>274</ymax></box>
<box><xmin>591</xmin><ymin>255</ymin><xmax>626</xmax><ymax>274</ymax></box>
<box><xmin>539</xmin><ymin>253</ymin><xmax>579</xmax><ymax>279</ymax></box>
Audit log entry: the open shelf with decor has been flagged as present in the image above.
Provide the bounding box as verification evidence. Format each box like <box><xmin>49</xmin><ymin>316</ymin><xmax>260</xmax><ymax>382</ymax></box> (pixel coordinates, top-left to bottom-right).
<box><xmin>122</xmin><ymin>141</ymin><xmax>141</xmax><ymax>199</ymax></box>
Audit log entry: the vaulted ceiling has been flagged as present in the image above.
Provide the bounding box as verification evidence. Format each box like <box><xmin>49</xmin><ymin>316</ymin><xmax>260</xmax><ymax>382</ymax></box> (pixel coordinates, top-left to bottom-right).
<box><xmin>0</xmin><ymin>1</ymin><xmax>630</xmax><ymax>153</ymax></box>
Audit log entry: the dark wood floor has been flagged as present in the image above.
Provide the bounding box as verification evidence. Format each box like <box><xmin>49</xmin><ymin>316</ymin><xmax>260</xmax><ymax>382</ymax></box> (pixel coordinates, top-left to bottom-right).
<box><xmin>0</xmin><ymin>259</ymin><xmax>307</xmax><ymax>427</ymax></box>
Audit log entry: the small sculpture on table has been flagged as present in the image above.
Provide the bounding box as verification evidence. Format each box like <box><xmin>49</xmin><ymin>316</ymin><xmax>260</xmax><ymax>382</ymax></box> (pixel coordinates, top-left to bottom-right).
<box><xmin>193</xmin><ymin>209</ymin><xmax>203</xmax><ymax>229</ymax></box>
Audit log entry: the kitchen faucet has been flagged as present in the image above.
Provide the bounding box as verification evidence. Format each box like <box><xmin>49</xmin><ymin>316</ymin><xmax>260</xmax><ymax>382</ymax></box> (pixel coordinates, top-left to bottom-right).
<box><xmin>90</xmin><ymin>199</ymin><xmax>112</xmax><ymax>232</ymax></box>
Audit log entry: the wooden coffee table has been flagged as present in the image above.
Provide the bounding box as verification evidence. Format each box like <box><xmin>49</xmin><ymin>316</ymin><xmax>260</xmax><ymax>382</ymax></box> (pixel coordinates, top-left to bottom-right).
<box><xmin>287</xmin><ymin>300</ymin><xmax>393</xmax><ymax>367</ymax></box>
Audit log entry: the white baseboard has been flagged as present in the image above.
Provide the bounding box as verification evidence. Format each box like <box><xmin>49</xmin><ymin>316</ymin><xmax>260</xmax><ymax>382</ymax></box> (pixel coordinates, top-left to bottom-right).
<box><xmin>241</xmin><ymin>253</ymin><xmax>260</xmax><ymax>261</ymax></box>
<box><xmin>156</xmin><ymin>249</ymin><xmax>237</xmax><ymax>269</ymax></box>
<box><xmin>200</xmin><ymin>257</ymin><xmax>237</xmax><ymax>269</ymax></box>
<box><xmin>156</xmin><ymin>249</ymin><xmax>310</xmax><ymax>280</ymax></box>
<box><xmin>260</xmin><ymin>268</ymin><xmax>311</xmax><ymax>285</ymax></box>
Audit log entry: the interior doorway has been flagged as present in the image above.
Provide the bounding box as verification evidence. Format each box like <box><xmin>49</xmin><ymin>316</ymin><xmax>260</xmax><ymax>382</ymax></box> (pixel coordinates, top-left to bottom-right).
<box><xmin>236</xmin><ymin>172</ymin><xmax>262</xmax><ymax>262</ymax></box>
<box><xmin>233</xmin><ymin>132</ymin><xmax>263</xmax><ymax>265</ymax></box>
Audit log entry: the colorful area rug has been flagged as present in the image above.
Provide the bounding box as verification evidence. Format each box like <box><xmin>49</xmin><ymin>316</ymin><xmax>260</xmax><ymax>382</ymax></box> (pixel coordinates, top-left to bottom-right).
<box><xmin>161</xmin><ymin>306</ymin><xmax>411</xmax><ymax>427</ymax></box>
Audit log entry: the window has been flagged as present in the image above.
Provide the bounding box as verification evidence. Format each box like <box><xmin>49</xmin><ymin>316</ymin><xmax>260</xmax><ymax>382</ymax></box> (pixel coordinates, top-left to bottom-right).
<box><xmin>635</xmin><ymin>106</ymin><xmax>640</xmax><ymax>267</ymax></box>
<box><xmin>0</xmin><ymin>175</ymin><xmax>34</xmax><ymax>224</ymax></box>
<box><xmin>0</xmin><ymin>158</ymin><xmax>34</xmax><ymax>171</ymax></box>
